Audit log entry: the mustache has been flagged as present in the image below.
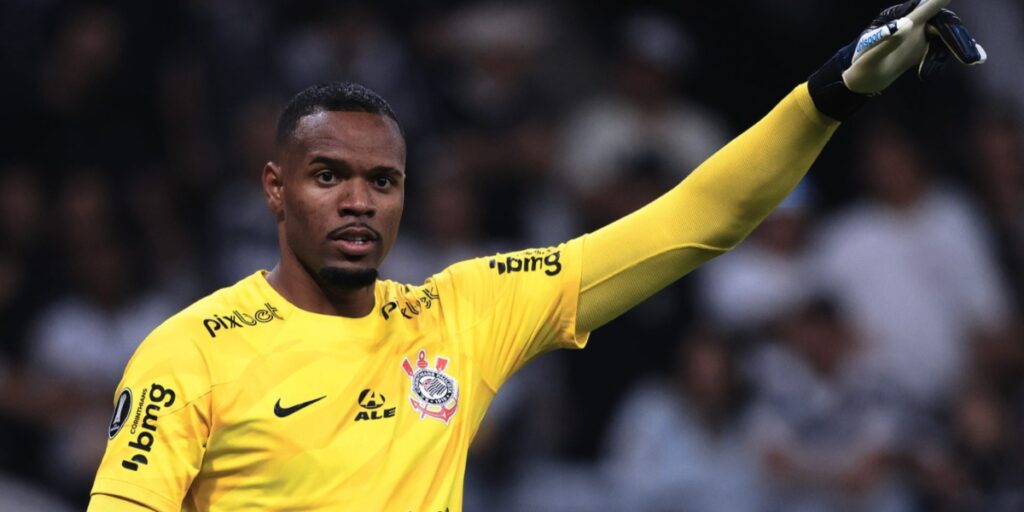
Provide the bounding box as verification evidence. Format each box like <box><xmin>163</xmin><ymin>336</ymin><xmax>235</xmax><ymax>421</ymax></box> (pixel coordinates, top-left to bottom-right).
<box><xmin>326</xmin><ymin>222</ymin><xmax>381</xmax><ymax>241</ymax></box>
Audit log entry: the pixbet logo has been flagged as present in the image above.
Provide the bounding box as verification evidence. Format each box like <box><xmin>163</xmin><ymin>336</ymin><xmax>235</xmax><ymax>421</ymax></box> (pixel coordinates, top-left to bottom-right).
<box><xmin>121</xmin><ymin>383</ymin><xmax>176</xmax><ymax>471</ymax></box>
<box><xmin>202</xmin><ymin>302</ymin><xmax>282</xmax><ymax>338</ymax></box>
<box><xmin>380</xmin><ymin>287</ymin><xmax>440</xmax><ymax>320</ymax></box>
<box><xmin>488</xmin><ymin>249</ymin><xmax>562</xmax><ymax>276</ymax></box>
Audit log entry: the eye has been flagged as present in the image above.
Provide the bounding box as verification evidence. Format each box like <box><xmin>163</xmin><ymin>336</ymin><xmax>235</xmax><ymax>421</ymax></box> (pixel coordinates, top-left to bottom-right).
<box><xmin>373</xmin><ymin>175</ymin><xmax>395</xmax><ymax>189</ymax></box>
<box><xmin>315</xmin><ymin>170</ymin><xmax>337</xmax><ymax>184</ymax></box>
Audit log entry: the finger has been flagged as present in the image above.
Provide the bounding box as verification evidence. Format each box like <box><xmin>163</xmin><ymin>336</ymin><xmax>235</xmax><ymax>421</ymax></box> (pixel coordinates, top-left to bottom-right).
<box><xmin>928</xmin><ymin>10</ymin><xmax>987</xmax><ymax>64</ymax></box>
<box><xmin>843</xmin><ymin>18</ymin><xmax>921</xmax><ymax>94</ymax></box>
<box><xmin>869</xmin><ymin>23</ymin><xmax>928</xmax><ymax>79</ymax></box>
<box><xmin>907</xmin><ymin>0</ymin><xmax>952</xmax><ymax>25</ymax></box>
<box><xmin>875</xmin><ymin>0</ymin><xmax>923</xmax><ymax>26</ymax></box>
<box><xmin>919</xmin><ymin>41</ymin><xmax>950</xmax><ymax>80</ymax></box>
<box><xmin>852</xmin><ymin>18</ymin><xmax>914</xmax><ymax>64</ymax></box>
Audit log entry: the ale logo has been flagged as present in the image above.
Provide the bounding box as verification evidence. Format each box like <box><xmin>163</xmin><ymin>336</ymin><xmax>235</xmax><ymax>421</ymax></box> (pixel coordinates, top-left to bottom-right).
<box><xmin>354</xmin><ymin>389</ymin><xmax>396</xmax><ymax>422</ymax></box>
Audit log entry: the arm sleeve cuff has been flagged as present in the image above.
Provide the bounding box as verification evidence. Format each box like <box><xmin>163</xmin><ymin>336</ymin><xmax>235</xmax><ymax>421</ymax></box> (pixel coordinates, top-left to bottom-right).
<box><xmin>91</xmin><ymin>479</ymin><xmax>179</xmax><ymax>512</ymax></box>
<box><xmin>807</xmin><ymin>42</ymin><xmax>870</xmax><ymax>122</ymax></box>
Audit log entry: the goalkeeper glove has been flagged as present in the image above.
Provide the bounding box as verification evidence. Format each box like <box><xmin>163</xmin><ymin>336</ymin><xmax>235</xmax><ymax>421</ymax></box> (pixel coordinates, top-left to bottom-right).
<box><xmin>808</xmin><ymin>0</ymin><xmax>987</xmax><ymax>121</ymax></box>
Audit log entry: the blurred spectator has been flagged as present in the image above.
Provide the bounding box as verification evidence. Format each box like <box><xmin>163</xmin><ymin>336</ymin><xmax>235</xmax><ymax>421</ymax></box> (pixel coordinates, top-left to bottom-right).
<box><xmin>125</xmin><ymin>170</ymin><xmax>204</xmax><ymax>303</ymax></box>
<box><xmin>601</xmin><ymin>328</ymin><xmax>762</xmax><ymax>512</ymax></box>
<box><xmin>810</xmin><ymin>122</ymin><xmax>1011</xmax><ymax>408</ymax></box>
<box><xmin>551</xmin><ymin>13</ymin><xmax>718</xmax><ymax>457</ymax></box>
<box><xmin>23</xmin><ymin>5</ymin><xmax>153</xmax><ymax>169</ymax></box>
<box><xmin>958</xmin><ymin>0</ymin><xmax>1024</xmax><ymax>120</ymax></box>
<box><xmin>915</xmin><ymin>380</ymin><xmax>1024</xmax><ymax>511</ymax></box>
<box><xmin>155</xmin><ymin>52</ymin><xmax>221</xmax><ymax>197</ymax></box>
<box><xmin>465</xmin><ymin>354</ymin><xmax>575</xmax><ymax>512</ymax></box>
<box><xmin>25</xmin><ymin>237</ymin><xmax>178</xmax><ymax>501</ymax></box>
<box><xmin>0</xmin><ymin>477</ymin><xmax>75</xmax><ymax>512</ymax></box>
<box><xmin>213</xmin><ymin>97</ymin><xmax>282</xmax><ymax>285</ymax></box>
<box><xmin>972</xmin><ymin>110</ymin><xmax>1024</xmax><ymax>311</ymax></box>
<box><xmin>381</xmin><ymin>175</ymin><xmax>494</xmax><ymax>284</ymax></box>
<box><xmin>701</xmin><ymin>184</ymin><xmax>816</xmax><ymax>334</ymax></box>
<box><xmin>0</xmin><ymin>165</ymin><xmax>45</xmax><ymax>255</ymax></box>
<box><xmin>275</xmin><ymin>6</ymin><xmax>428</xmax><ymax>137</ymax></box>
<box><xmin>0</xmin><ymin>167</ymin><xmax>48</xmax><ymax>359</ymax></box>
<box><xmin>25</xmin><ymin>173</ymin><xmax>178</xmax><ymax>501</ymax></box>
<box><xmin>0</xmin><ymin>165</ymin><xmax>60</xmax><ymax>498</ymax></box>
<box><xmin>748</xmin><ymin>297</ymin><xmax>913</xmax><ymax>512</ymax></box>
<box><xmin>558</xmin><ymin>11</ymin><xmax>729</xmax><ymax>230</ymax></box>
<box><xmin>433</xmin><ymin>3</ymin><xmax>571</xmax><ymax>245</ymax></box>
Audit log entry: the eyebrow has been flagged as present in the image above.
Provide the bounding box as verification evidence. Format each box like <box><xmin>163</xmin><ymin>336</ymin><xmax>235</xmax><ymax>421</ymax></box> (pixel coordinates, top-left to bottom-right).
<box><xmin>308</xmin><ymin>155</ymin><xmax>404</xmax><ymax>177</ymax></box>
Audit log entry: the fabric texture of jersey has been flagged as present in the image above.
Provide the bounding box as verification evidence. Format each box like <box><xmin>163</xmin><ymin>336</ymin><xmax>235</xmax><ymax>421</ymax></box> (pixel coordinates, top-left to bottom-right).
<box><xmin>91</xmin><ymin>239</ymin><xmax>588</xmax><ymax>512</ymax></box>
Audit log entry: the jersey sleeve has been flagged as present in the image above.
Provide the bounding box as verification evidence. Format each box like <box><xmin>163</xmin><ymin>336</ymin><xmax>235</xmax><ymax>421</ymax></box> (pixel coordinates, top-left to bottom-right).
<box><xmin>430</xmin><ymin>238</ymin><xmax>590</xmax><ymax>390</ymax></box>
<box><xmin>86</xmin><ymin>494</ymin><xmax>157</xmax><ymax>512</ymax></box>
<box><xmin>576</xmin><ymin>83</ymin><xmax>839</xmax><ymax>332</ymax></box>
<box><xmin>90</xmin><ymin>320</ymin><xmax>212</xmax><ymax>512</ymax></box>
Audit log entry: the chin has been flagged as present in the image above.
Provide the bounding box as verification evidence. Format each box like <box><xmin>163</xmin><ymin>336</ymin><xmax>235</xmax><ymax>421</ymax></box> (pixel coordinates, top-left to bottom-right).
<box><xmin>318</xmin><ymin>266</ymin><xmax>379</xmax><ymax>288</ymax></box>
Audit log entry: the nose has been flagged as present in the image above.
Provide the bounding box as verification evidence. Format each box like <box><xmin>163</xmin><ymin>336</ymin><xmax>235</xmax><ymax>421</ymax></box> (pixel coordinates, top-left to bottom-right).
<box><xmin>338</xmin><ymin>179</ymin><xmax>375</xmax><ymax>218</ymax></box>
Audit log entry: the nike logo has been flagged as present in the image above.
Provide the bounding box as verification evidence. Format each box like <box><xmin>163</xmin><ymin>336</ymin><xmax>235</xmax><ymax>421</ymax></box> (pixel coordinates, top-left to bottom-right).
<box><xmin>274</xmin><ymin>396</ymin><xmax>327</xmax><ymax>418</ymax></box>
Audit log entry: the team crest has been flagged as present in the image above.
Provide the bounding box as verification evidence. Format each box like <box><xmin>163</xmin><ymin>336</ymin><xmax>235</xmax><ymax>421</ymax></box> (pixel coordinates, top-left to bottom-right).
<box><xmin>402</xmin><ymin>349</ymin><xmax>459</xmax><ymax>424</ymax></box>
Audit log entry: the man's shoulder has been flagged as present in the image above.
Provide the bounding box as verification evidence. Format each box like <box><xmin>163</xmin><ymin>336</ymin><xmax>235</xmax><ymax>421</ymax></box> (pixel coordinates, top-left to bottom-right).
<box><xmin>138</xmin><ymin>273</ymin><xmax>271</xmax><ymax>353</ymax></box>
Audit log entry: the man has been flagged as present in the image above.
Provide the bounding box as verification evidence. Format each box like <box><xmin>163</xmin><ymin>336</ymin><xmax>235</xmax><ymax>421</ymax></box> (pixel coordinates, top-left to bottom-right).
<box><xmin>88</xmin><ymin>1</ymin><xmax>985</xmax><ymax>510</ymax></box>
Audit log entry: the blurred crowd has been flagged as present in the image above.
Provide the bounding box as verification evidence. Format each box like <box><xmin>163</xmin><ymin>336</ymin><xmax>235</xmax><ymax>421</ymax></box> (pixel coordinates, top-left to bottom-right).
<box><xmin>1</xmin><ymin>1</ymin><xmax>1023</xmax><ymax>511</ymax></box>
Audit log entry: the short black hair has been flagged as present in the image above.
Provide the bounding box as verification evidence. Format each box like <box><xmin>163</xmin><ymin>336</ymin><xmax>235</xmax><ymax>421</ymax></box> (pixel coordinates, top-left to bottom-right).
<box><xmin>275</xmin><ymin>82</ymin><xmax>401</xmax><ymax>145</ymax></box>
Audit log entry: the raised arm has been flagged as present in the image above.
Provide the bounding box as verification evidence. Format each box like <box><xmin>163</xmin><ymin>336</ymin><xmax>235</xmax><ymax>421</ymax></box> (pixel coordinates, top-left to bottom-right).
<box><xmin>575</xmin><ymin>0</ymin><xmax>987</xmax><ymax>333</ymax></box>
<box><xmin>577</xmin><ymin>84</ymin><xmax>834</xmax><ymax>333</ymax></box>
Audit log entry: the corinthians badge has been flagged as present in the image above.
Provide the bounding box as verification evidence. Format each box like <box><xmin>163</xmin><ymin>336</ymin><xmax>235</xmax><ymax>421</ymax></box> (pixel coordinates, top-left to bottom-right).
<box><xmin>402</xmin><ymin>349</ymin><xmax>459</xmax><ymax>424</ymax></box>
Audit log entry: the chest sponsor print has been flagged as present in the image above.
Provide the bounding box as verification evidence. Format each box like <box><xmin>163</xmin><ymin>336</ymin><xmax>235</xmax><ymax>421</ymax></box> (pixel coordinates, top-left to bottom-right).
<box><xmin>402</xmin><ymin>349</ymin><xmax>459</xmax><ymax>424</ymax></box>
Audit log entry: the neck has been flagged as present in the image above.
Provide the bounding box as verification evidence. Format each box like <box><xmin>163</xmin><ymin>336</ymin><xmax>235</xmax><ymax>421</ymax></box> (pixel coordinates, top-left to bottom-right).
<box><xmin>265</xmin><ymin>260</ymin><xmax>376</xmax><ymax>318</ymax></box>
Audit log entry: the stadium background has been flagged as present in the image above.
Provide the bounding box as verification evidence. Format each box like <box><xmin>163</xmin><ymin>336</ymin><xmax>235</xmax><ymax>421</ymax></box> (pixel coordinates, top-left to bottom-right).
<box><xmin>1</xmin><ymin>1</ymin><xmax>1022</xmax><ymax>510</ymax></box>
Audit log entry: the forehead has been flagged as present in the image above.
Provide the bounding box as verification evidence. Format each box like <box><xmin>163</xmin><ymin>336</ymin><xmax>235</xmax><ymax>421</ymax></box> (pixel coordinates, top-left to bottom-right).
<box><xmin>285</xmin><ymin>111</ymin><xmax>406</xmax><ymax>169</ymax></box>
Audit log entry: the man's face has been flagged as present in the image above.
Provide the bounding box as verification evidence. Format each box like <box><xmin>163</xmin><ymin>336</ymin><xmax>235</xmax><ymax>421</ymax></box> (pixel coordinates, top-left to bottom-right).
<box><xmin>265</xmin><ymin>111</ymin><xmax>406</xmax><ymax>285</ymax></box>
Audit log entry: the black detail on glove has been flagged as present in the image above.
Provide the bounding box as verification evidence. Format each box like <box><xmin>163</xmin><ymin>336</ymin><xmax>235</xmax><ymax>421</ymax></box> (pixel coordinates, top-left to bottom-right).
<box><xmin>921</xmin><ymin>9</ymin><xmax>985</xmax><ymax>80</ymax></box>
<box><xmin>876</xmin><ymin>0</ymin><xmax>922</xmax><ymax>26</ymax></box>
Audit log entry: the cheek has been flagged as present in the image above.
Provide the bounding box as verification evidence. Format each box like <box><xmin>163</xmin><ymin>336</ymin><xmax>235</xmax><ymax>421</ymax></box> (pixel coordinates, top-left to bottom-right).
<box><xmin>378</xmin><ymin>196</ymin><xmax>404</xmax><ymax>250</ymax></box>
<box><xmin>283</xmin><ymin>189</ymin><xmax>329</xmax><ymax>240</ymax></box>
<box><xmin>385</xmin><ymin>196</ymin><xmax>405</xmax><ymax>231</ymax></box>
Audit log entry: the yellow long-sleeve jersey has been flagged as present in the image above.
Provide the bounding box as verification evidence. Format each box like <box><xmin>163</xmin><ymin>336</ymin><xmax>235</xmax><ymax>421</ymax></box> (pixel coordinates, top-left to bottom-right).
<box><xmin>89</xmin><ymin>84</ymin><xmax>837</xmax><ymax>511</ymax></box>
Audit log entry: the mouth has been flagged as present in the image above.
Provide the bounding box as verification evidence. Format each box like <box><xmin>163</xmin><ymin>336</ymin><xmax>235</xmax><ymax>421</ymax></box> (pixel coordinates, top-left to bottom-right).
<box><xmin>328</xmin><ymin>224</ymin><xmax>381</xmax><ymax>258</ymax></box>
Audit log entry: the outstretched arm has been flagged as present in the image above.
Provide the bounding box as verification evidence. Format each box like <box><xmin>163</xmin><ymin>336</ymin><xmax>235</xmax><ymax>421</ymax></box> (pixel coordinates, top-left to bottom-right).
<box><xmin>574</xmin><ymin>0</ymin><xmax>986</xmax><ymax>333</ymax></box>
<box><xmin>577</xmin><ymin>84</ymin><xmax>834</xmax><ymax>333</ymax></box>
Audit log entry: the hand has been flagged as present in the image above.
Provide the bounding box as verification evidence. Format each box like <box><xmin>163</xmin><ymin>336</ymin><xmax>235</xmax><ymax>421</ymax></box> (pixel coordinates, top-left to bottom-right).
<box><xmin>809</xmin><ymin>0</ymin><xmax>986</xmax><ymax>120</ymax></box>
<box><xmin>843</xmin><ymin>0</ymin><xmax>986</xmax><ymax>94</ymax></box>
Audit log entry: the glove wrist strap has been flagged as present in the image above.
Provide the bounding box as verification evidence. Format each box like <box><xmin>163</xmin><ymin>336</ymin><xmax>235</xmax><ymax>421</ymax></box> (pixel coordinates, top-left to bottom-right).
<box><xmin>808</xmin><ymin>43</ymin><xmax>871</xmax><ymax>122</ymax></box>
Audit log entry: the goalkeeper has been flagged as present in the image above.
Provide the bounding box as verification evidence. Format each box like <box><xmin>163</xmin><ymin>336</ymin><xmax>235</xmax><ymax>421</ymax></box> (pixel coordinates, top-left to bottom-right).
<box><xmin>88</xmin><ymin>1</ymin><xmax>985</xmax><ymax>511</ymax></box>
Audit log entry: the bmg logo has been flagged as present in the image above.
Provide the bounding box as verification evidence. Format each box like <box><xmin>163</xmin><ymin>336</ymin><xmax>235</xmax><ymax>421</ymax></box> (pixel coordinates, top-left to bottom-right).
<box><xmin>489</xmin><ymin>249</ymin><xmax>562</xmax><ymax>276</ymax></box>
<box><xmin>202</xmin><ymin>302</ymin><xmax>282</xmax><ymax>338</ymax></box>
<box><xmin>121</xmin><ymin>383</ymin><xmax>176</xmax><ymax>471</ymax></box>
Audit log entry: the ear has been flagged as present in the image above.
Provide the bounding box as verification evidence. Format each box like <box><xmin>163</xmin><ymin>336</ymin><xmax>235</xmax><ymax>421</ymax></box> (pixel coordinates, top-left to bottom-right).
<box><xmin>263</xmin><ymin>161</ymin><xmax>285</xmax><ymax>220</ymax></box>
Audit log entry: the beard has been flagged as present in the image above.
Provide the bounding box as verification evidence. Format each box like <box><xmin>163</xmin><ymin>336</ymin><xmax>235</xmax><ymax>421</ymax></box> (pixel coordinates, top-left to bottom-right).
<box><xmin>318</xmin><ymin>266</ymin><xmax>379</xmax><ymax>289</ymax></box>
